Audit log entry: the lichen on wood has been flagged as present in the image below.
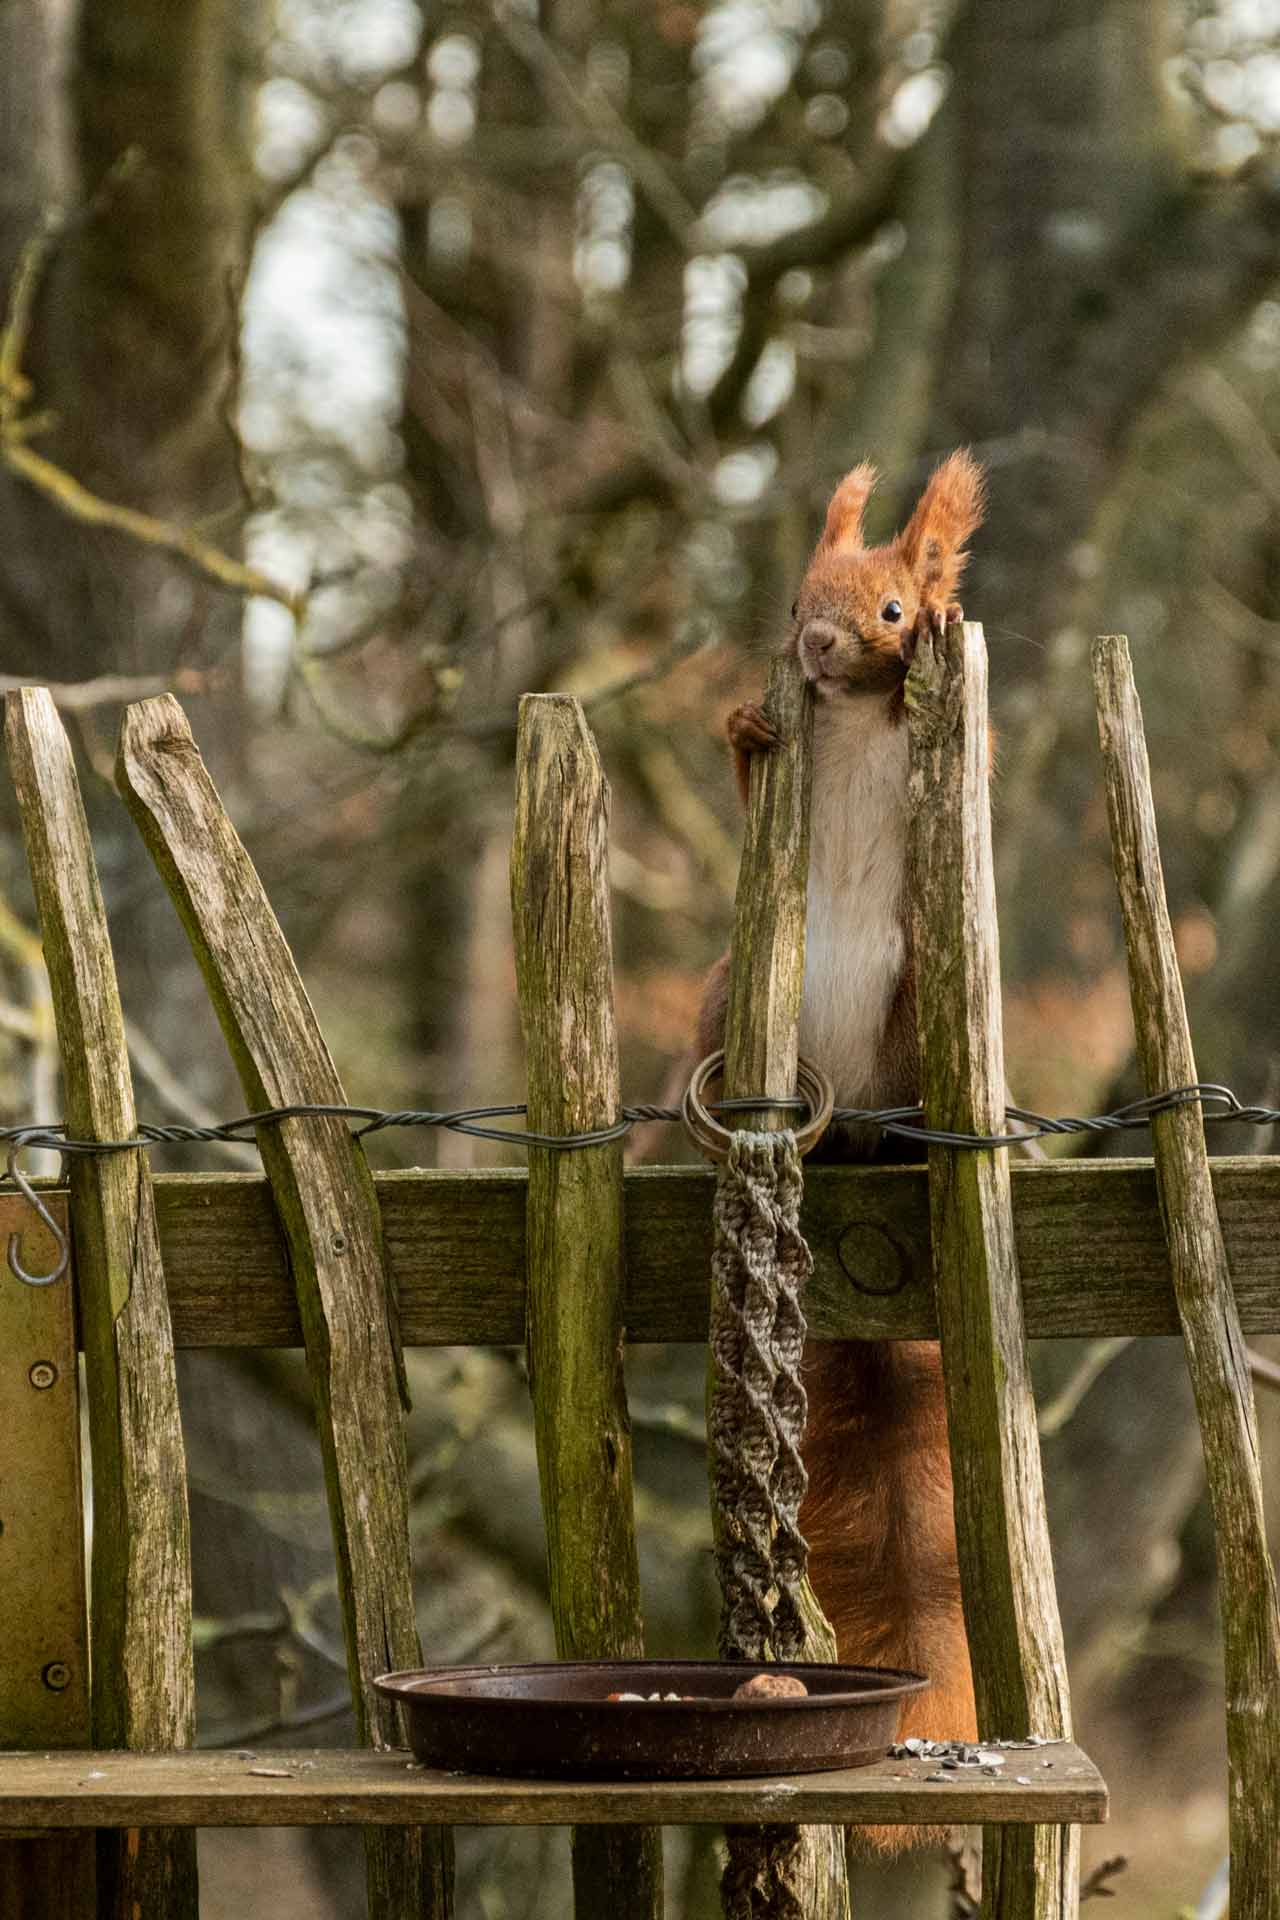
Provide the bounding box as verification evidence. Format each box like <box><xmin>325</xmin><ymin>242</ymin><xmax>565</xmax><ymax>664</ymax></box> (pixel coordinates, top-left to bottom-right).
<box><xmin>510</xmin><ymin>694</ymin><xmax>661</xmax><ymax>1920</ymax></box>
<box><xmin>5</xmin><ymin>686</ymin><xmax>197</xmax><ymax>1920</ymax></box>
<box><xmin>1093</xmin><ymin>633</ymin><xmax>1280</xmax><ymax>1920</ymax></box>
<box><xmin>115</xmin><ymin>694</ymin><xmax>452</xmax><ymax>1920</ymax></box>
<box><xmin>713</xmin><ymin>649</ymin><xmax>851</xmax><ymax>1920</ymax></box>
<box><xmin>721</xmin><ymin>650</ymin><xmax>814</xmax><ymax>1126</ymax></box>
<box><xmin>905</xmin><ymin>621</ymin><xmax>1078</xmax><ymax>1920</ymax></box>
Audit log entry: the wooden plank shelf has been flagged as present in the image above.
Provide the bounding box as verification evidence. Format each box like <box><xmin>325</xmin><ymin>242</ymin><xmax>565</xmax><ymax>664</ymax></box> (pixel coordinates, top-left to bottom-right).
<box><xmin>16</xmin><ymin>1155</ymin><xmax>1275</xmax><ymax>1348</ymax></box>
<box><xmin>0</xmin><ymin>1744</ymin><xmax>1108</xmax><ymax>1829</ymax></box>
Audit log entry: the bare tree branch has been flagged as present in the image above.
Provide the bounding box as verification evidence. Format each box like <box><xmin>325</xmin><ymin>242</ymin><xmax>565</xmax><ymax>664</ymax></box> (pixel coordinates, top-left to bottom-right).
<box><xmin>0</xmin><ymin>669</ymin><xmax>221</xmax><ymax>711</ymax></box>
<box><xmin>0</xmin><ymin>209</ymin><xmax>304</xmax><ymax>618</ymax></box>
<box><xmin>492</xmin><ymin>8</ymin><xmax>697</xmax><ymax>248</ymax></box>
<box><xmin>1080</xmin><ymin>1856</ymin><xmax>1127</xmax><ymax>1902</ymax></box>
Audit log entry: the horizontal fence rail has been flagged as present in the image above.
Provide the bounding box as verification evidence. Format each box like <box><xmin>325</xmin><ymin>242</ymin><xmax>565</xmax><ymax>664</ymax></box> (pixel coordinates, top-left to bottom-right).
<box><xmin>10</xmin><ymin>1154</ymin><xmax>1280</xmax><ymax>1346</ymax></box>
<box><xmin>0</xmin><ymin>1744</ymin><xmax>1109</xmax><ymax>1831</ymax></box>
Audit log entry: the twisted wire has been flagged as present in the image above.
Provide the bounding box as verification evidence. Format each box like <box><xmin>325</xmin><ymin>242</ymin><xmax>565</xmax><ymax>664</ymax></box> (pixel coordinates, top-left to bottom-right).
<box><xmin>0</xmin><ymin>1080</ymin><xmax>1273</xmax><ymax>1166</ymax></box>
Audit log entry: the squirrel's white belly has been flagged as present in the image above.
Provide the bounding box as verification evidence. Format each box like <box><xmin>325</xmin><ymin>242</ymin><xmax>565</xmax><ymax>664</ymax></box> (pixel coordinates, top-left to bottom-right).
<box><xmin>798</xmin><ymin>701</ymin><xmax>910</xmax><ymax>1107</ymax></box>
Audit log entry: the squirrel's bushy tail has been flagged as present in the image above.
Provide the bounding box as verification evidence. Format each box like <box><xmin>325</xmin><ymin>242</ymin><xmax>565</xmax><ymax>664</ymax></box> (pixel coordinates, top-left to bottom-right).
<box><xmin>801</xmin><ymin>1338</ymin><xmax>975</xmax><ymax>1857</ymax></box>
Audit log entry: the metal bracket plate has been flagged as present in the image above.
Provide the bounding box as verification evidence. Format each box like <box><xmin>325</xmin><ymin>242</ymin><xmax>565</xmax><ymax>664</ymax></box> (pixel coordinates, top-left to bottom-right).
<box><xmin>0</xmin><ymin>1193</ymin><xmax>89</xmax><ymax>1748</ymax></box>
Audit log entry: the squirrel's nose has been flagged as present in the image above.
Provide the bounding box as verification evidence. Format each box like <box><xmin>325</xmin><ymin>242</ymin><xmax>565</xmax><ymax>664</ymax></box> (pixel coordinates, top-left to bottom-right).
<box><xmin>800</xmin><ymin>619</ymin><xmax>841</xmax><ymax>656</ymax></box>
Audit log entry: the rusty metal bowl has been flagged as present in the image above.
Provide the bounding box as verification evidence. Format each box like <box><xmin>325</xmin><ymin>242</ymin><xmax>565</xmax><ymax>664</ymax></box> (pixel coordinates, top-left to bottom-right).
<box><xmin>374</xmin><ymin>1660</ymin><xmax>927</xmax><ymax>1779</ymax></box>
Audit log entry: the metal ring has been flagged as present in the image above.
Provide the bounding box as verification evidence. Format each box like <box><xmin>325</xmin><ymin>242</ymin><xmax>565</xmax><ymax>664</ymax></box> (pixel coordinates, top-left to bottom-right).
<box><xmin>5</xmin><ymin>1141</ymin><xmax>70</xmax><ymax>1287</ymax></box>
<box><xmin>681</xmin><ymin>1050</ymin><xmax>834</xmax><ymax>1163</ymax></box>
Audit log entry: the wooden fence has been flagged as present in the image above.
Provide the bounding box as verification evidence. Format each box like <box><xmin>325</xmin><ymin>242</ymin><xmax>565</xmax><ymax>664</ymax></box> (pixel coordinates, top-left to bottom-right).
<box><xmin>0</xmin><ymin>623</ymin><xmax>1274</xmax><ymax>1920</ymax></box>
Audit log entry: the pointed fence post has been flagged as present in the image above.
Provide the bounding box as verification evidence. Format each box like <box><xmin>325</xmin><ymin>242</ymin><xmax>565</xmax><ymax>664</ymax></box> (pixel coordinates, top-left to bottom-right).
<box><xmin>712</xmin><ymin>649</ymin><xmax>851</xmax><ymax>1920</ymax></box>
<box><xmin>906</xmin><ymin>621</ymin><xmax>1078</xmax><ymax>1920</ymax></box>
<box><xmin>1093</xmin><ymin>634</ymin><xmax>1280</xmax><ymax>1920</ymax></box>
<box><xmin>5</xmin><ymin>687</ymin><xmax>197</xmax><ymax>1920</ymax></box>
<box><xmin>115</xmin><ymin>695</ymin><xmax>453</xmax><ymax>1920</ymax></box>
<box><xmin>510</xmin><ymin>693</ymin><xmax>662</xmax><ymax>1920</ymax></box>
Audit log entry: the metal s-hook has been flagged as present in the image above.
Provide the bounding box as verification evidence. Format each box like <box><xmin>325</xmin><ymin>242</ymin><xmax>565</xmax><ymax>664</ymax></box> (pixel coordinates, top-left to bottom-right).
<box><xmin>5</xmin><ymin>1138</ymin><xmax>70</xmax><ymax>1286</ymax></box>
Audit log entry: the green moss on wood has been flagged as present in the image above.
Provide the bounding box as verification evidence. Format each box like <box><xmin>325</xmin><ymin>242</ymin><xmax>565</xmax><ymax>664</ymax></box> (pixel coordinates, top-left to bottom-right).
<box><xmin>511</xmin><ymin>695</ymin><xmax>661</xmax><ymax>1920</ymax></box>
<box><xmin>1094</xmin><ymin>634</ymin><xmax>1280</xmax><ymax>1920</ymax></box>
<box><xmin>114</xmin><ymin>694</ymin><xmax>452</xmax><ymax>1920</ymax></box>
<box><xmin>5</xmin><ymin>687</ymin><xmax>198</xmax><ymax>1920</ymax></box>
<box><xmin>906</xmin><ymin>623</ymin><xmax>1078</xmax><ymax>1920</ymax></box>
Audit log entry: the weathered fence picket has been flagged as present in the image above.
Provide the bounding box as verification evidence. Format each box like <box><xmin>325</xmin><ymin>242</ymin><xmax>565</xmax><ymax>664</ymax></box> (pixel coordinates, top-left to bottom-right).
<box><xmin>906</xmin><ymin>622</ymin><xmax>1078</xmax><ymax>1920</ymax></box>
<box><xmin>6</xmin><ymin>687</ymin><xmax>198</xmax><ymax>1920</ymax></box>
<box><xmin>1093</xmin><ymin>634</ymin><xmax>1280</xmax><ymax>1920</ymax></box>
<box><xmin>510</xmin><ymin>694</ymin><xmax>663</xmax><ymax>1920</ymax></box>
<box><xmin>709</xmin><ymin>649</ymin><xmax>851</xmax><ymax>1920</ymax></box>
<box><xmin>114</xmin><ymin>695</ymin><xmax>453</xmax><ymax>1920</ymax></box>
<box><xmin>31</xmin><ymin>631</ymin><xmax>1280</xmax><ymax>1914</ymax></box>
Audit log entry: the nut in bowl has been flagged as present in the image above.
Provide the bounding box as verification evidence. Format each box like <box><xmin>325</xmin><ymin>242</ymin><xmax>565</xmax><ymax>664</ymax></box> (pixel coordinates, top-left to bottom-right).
<box><xmin>374</xmin><ymin>1660</ymin><xmax>927</xmax><ymax>1780</ymax></box>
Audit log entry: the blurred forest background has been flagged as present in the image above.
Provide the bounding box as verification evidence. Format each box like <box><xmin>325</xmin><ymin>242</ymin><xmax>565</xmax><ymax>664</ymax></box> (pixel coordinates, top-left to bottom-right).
<box><xmin>3</xmin><ymin>0</ymin><xmax>1280</xmax><ymax>1913</ymax></box>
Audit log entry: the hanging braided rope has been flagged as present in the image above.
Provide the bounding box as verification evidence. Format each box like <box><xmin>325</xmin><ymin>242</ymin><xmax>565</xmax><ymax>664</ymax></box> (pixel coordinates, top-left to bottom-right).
<box><xmin>709</xmin><ymin>1129</ymin><xmax>813</xmax><ymax>1663</ymax></box>
<box><xmin>709</xmin><ymin>1128</ymin><xmax>816</xmax><ymax>1920</ymax></box>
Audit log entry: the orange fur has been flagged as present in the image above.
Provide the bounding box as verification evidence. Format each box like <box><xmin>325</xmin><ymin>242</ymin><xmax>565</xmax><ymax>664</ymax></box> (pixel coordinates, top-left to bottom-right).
<box><xmin>791</xmin><ymin>449</ymin><xmax>986</xmax><ymax>704</ymax></box>
<box><xmin>708</xmin><ymin>451</ymin><xmax>988</xmax><ymax>1856</ymax></box>
<box><xmin>896</xmin><ymin>448</ymin><xmax>986</xmax><ymax>597</ymax></box>
<box><xmin>802</xmin><ymin>1342</ymin><xmax>975</xmax><ymax>1855</ymax></box>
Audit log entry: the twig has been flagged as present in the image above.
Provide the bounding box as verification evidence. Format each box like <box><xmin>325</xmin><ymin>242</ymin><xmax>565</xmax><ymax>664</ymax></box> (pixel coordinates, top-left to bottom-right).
<box><xmin>219</xmin><ymin>265</ymin><xmax>271</xmax><ymax>516</ymax></box>
<box><xmin>0</xmin><ymin>671</ymin><xmax>217</xmax><ymax>712</ymax></box>
<box><xmin>633</xmin><ymin>738</ymin><xmax>741</xmax><ymax>897</ymax></box>
<box><xmin>0</xmin><ymin>1001</ymin><xmax>38</xmax><ymax>1042</ymax></box>
<box><xmin>703</xmin><ymin>158</ymin><xmax>903</xmax><ymax>430</ymax></box>
<box><xmin>1248</xmin><ymin>1348</ymin><xmax>1280</xmax><ymax>1394</ymax></box>
<box><xmin>1038</xmin><ymin>1337</ymin><xmax>1134</xmax><ymax>1438</ymax></box>
<box><xmin>124</xmin><ymin>1020</ymin><xmax>259</xmax><ymax>1169</ymax></box>
<box><xmin>0</xmin><ymin>215</ymin><xmax>62</xmax><ymax>421</ymax></box>
<box><xmin>943</xmin><ymin>1840</ymin><xmax>979</xmax><ymax>1919</ymax></box>
<box><xmin>1080</xmin><ymin>1855</ymin><xmax>1127</xmax><ymax>1902</ymax></box>
<box><xmin>609</xmin><ymin>846</ymin><xmax>695</xmax><ymax>913</ymax></box>
<box><xmin>450</xmin><ymin>1603</ymin><xmax>518</xmax><ymax>1663</ymax></box>
<box><xmin>204</xmin><ymin>1689</ymin><xmax>355</xmax><ymax>1750</ymax></box>
<box><xmin>291</xmin><ymin>650</ymin><xmax>445</xmax><ymax>754</ymax></box>
<box><xmin>581</xmin><ymin>617</ymin><xmax>715</xmax><ymax>715</ymax></box>
<box><xmin>627</xmin><ymin>1398</ymin><xmax>707</xmax><ymax>1447</ymax></box>
<box><xmin>3</xmin><ymin>443</ymin><xmax>304</xmax><ymax>614</ymax></box>
<box><xmin>492</xmin><ymin>8</ymin><xmax>697</xmax><ymax>247</ymax></box>
<box><xmin>193</xmin><ymin>1607</ymin><xmax>290</xmax><ymax>1651</ymax></box>
<box><xmin>1196</xmin><ymin>578</ymin><xmax>1280</xmax><ymax>662</ymax></box>
<box><xmin>0</xmin><ymin>208</ymin><xmax>303</xmax><ymax>621</ymax></box>
<box><xmin>1186</xmin><ymin>365</ymin><xmax>1280</xmax><ymax>511</ymax></box>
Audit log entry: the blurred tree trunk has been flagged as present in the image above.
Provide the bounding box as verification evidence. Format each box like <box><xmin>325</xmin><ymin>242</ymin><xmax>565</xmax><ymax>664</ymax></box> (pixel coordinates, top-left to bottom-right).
<box><xmin>0</xmin><ymin>14</ymin><xmax>345</xmax><ymax>1890</ymax></box>
<box><xmin>928</xmin><ymin>0</ymin><xmax>1177</xmax><ymax>647</ymax></box>
<box><xmin>0</xmin><ymin>0</ymin><xmax>263</xmax><ymax>1056</ymax></box>
<box><xmin>812</xmin><ymin>0</ymin><xmax>1280</xmax><ymax>1806</ymax></box>
<box><xmin>0</xmin><ymin>0</ymin><xmax>255</xmax><ymax>687</ymax></box>
<box><xmin>892</xmin><ymin>0</ymin><xmax>1280</xmax><ymax>977</ymax></box>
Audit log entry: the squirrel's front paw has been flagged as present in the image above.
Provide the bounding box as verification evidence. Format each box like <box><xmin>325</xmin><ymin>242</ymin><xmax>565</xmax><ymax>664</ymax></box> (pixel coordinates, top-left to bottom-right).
<box><xmin>726</xmin><ymin>702</ymin><xmax>781</xmax><ymax>754</ymax></box>
<box><xmin>901</xmin><ymin>602</ymin><xmax>963</xmax><ymax>663</ymax></box>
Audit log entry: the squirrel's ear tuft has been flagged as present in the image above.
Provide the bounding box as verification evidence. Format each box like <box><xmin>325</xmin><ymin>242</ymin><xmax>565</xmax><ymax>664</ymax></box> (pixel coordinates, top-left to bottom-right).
<box><xmin>898</xmin><ymin>449</ymin><xmax>986</xmax><ymax>588</ymax></box>
<box><xmin>820</xmin><ymin>462</ymin><xmax>878</xmax><ymax>553</ymax></box>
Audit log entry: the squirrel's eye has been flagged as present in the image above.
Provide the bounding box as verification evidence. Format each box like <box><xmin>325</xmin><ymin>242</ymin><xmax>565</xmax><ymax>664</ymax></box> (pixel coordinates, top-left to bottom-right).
<box><xmin>882</xmin><ymin>600</ymin><xmax>902</xmax><ymax>623</ymax></box>
<box><xmin>790</xmin><ymin>600</ymin><xmax>798</xmax><ymax>621</ymax></box>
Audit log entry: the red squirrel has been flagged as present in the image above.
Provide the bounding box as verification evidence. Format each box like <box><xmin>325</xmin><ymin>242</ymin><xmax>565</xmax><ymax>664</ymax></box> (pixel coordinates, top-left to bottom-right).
<box><xmin>697</xmin><ymin>450</ymin><xmax>986</xmax><ymax>1854</ymax></box>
